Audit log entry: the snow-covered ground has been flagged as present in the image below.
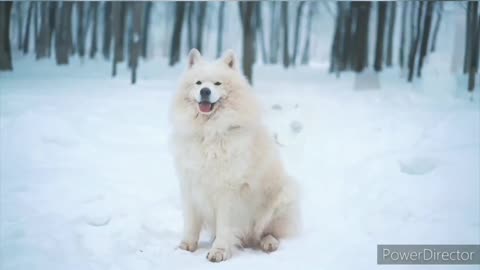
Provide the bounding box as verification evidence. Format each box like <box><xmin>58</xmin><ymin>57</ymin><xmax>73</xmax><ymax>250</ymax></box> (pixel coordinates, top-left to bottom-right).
<box><xmin>1</xmin><ymin>54</ymin><xmax>479</xmax><ymax>270</ymax></box>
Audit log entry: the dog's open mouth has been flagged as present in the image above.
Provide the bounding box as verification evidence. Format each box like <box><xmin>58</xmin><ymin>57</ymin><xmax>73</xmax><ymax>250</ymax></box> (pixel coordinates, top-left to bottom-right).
<box><xmin>198</xmin><ymin>101</ymin><xmax>215</xmax><ymax>113</ymax></box>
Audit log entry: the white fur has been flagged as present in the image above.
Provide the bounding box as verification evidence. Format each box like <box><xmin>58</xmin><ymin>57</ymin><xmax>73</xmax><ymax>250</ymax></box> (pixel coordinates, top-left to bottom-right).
<box><xmin>170</xmin><ymin>49</ymin><xmax>300</xmax><ymax>262</ymax></box>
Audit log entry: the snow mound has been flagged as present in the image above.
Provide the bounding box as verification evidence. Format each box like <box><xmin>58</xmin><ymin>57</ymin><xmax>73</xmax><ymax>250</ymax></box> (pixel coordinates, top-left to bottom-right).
<box><xmin>398</xmin><ymin>156</ymin><xmax>438</xmax><ymax>175</ymax></box>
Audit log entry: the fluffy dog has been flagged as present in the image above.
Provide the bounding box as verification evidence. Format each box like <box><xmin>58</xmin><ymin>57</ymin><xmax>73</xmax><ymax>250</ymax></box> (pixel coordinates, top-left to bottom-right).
<box><xmin>170</xmin><ymin>49</ymin><xmax>300</xmax><ymax>262</ymax></box>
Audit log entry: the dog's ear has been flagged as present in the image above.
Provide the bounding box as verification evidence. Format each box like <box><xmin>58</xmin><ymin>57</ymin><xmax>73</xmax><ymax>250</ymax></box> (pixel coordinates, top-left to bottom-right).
<box><xmin>222</xmin><ymin>49</ymin><xmax>237</xmax><ymax>70</ymax></box>
<box><xmin>188</xmin><ymin>48</ymin><xmax>202</xmax><ymax>68</ymax></box>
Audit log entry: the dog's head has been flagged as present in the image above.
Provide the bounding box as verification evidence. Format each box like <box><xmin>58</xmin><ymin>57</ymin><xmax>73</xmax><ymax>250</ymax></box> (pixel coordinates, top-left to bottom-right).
<box><xmin>172</xmin><ymin>49</ymin><xmax>259</xmax><ymax>133</ymax></box>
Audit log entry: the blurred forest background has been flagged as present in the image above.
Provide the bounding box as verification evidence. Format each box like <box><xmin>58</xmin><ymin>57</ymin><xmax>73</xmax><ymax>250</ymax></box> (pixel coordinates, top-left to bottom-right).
<box><xmin>0</xmin><ymin>1</ymin><xmax>478</xmax><ymax>90</ymax></box>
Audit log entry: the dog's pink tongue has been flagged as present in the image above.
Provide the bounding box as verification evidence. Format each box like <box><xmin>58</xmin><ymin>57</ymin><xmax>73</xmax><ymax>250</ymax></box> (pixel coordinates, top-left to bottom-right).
<box><xmin>199</xmin><ymin>103</ymin><xmax>212</xmax><ymax>113</ymax></box>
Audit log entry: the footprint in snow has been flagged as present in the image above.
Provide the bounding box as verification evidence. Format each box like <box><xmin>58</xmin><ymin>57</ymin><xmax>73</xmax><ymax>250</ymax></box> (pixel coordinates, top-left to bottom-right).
<box><xmin>290</xmin><ymin>120</ymin><xmax>303</xmax><ymax>134</ymax></box>
<box><xmin>271</xmin><ymin>104</ymin><xmax>282</xmax><ymax>111</ymax></box>
<box><xmin>82</xmin><ymin>200</ymin><xmax>112</xmax><ymax>227</ymax></box>
<box><xmin>85</xmin><ymin>214</ymin><xmax>111</xmax><ymax>227</ymax></box>
<box><xmin>398</xmin><ymin>156</ymin><xmax>438</xmax><ymax>175</ymax></box>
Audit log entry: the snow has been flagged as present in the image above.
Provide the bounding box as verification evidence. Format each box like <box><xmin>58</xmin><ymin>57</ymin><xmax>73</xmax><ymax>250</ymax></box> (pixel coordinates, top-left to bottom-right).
<box><xmin>1</xmin><ymin>53</ymin><xmax>479</xmax><ymax>270</ymax></box>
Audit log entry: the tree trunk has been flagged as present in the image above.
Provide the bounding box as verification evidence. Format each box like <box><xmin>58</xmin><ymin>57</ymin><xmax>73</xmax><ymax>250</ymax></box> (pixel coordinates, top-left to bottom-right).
<box><xmin>16</xmin><ymin>2</ymin><xmax>23</xmax><ymax>50</ymax></box>
<box><xmin>55</xmin><ymin>2</ymin><xmax>73</xmax><ymax>65</ymax></box>
<box><xmin>407</xmin><ymin>1</ymin><xmax>423</xmax><ymax>82</ymax></box>
<box><xmin>169</xmin><ymin>2</ymin><xmax>185</xmax><ymax>66</ymax></box>
<box><xmin>301</xmin><ymin>2</ymin><xmax>314</xmax><ymax>65</ymax></box>
<box><xmin>130</xmin><ymin>3</ymin><xmax>143</xmax><ymax>84</ymax></box>
<box><xmin>186</xmin><ymin>2</ymin><xmax>194</xmax><ymax>51</ymax></box>
<box><xmin>269</xmin><ymin>2</ymin><xmax>280</xmax><ymax>64</ymax></box>
<box><xmin>467</xmin><ymin>2</ymin><xmax>479</xmax><ymax>92</ymax></box>
<box><xmin>0</xmin><ymin>1</ymin><xmax>13</xmax><ymax>71</ymax></box>
<box><xmin>36</xmin><ymin>2</ymin><xmax>51</xmax><ymax>59</ymax></box>
<box><xmin>112</xmin><ymin>2</ymin><xmax>120</xmax><ymax>76</ymax></box>
<box><xmin>341</xmin><ymin>3</ymin><xmax>353</xmax><ymax>71</ymax></box>
<box><xmin>102</xmin><ymin>2</ymin><xmax>112</xmax><ymax>59</ymax></box>
<box><xmin>417</xmin><ymin>1</ymin><xmax>434</xmax><ymax>77</ymax></box>
<box><xmin>89</xmin><ymin>2</ymin><xmax>98</xmax><ymax>58</ymax></box>
<box><xmin>112</xmin><ymin>2</ymin><xmax>126</xmax><ymax>76</ymax></box>
<box><xmin>77</xmin><ymin>1</ymin><xmax>86</xmax><ymax>57</ymax></box>
<box><xmin>47</xmin><ymin>2</ymin><xmax>57</xmax><ymax>58</ymax></box>
<box><xmin>23</xmin><ymin>2</ymin><xmax>34</xmax><ymax>54</ymax></box>
<box><xmin>33</xmin><ymin>1</ymin><xmax>38</xmax><ymax>54</ymax></box>
<box><xmin>330</xmin><ymin>2</ymin><xmax>343</xmax><ymax>74</ymax></box>
<box><xmin>430</xmin><ymin>2</ymin><xmax>443</xmax><ymax>53</ymax></box>
<box><xmin>399</xmin><ymin>1</ymin><xmax>408</xmax><ymax>68</ymax></box>
<box><xmin>464</xmin><ymin>1</ymin><xmax>476</xmax><ymax>75</ymax></box>
<box><xmin>196</xmin><ymin>2</ymin><xmax>207</xmax><ymax>52</ymax></box>
<box><xmin>241</xmin><ymin>2</ymin><xmax>256</xmax><ymax>83</ymax></box>
<box><xmin>291</xmin><ymin>2</ymin><xmax>305</xmax><ymax>65</ymax></box>
<box><xmin>141</xmin><ymin>1</ymin><xmax>152</xmax><ymax>58</ymax></box>
<box><xmin>352</xmin><ymin>2</ymin><xmax>371</xmax><ymax>72</ymax></box>
<box><xmin>256</xmin><ymin>2</ymin><xmax>267</xmax><ymax>64</ymax></box>
<box><xmin>66</xmin><ymin>2</ymin><xmax>74</xmax><ymax>55</ymax></box>
<box><xmin>281</xmin><ymin>2</ymin><xmax>290</xmax><ymax>68</ymax></box>
<box><xmin>216</xmin><ymin>1</ymin><xmax>225</xmax><ymax>57</ymax></box>
<box><xmin>385</xmin><ymin>2</ymin><xmax>396</xmax><ymax>67</ymax></box>
<box><xmin>374</xmin><ymin>2</ymin><xmax>387</xmax><ymax>72</ymax></box>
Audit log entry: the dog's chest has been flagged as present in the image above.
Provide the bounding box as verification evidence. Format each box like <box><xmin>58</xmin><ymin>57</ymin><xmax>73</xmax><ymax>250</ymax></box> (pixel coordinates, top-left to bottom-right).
<box><xmin>176</xmin><ymin>133</ymin><xmax>251</xmax><ymax>187</ymax></box>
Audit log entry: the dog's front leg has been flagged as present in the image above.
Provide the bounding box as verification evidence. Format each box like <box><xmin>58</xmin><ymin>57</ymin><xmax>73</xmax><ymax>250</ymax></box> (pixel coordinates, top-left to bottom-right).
<box><xmin>178</xmin><ymin>199</ymin><xmax>201</xmax><ymax>252</ymax></box>
<box><xmin>206</xmin><ymin>193</ymin><xmax>243</xmax><ymax>262</ymax></box>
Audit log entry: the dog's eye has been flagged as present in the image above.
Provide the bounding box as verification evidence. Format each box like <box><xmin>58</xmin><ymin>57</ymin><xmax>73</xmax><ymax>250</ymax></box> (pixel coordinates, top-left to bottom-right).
<box><xmin>214</xmin><ymin>82</ymin><xmax>222</xmax><ymax>86</ymax></box>
<box><xmin>196</xmin><ymin>81</ymin><xmax>202</xmax><ymax>85</ymax></box>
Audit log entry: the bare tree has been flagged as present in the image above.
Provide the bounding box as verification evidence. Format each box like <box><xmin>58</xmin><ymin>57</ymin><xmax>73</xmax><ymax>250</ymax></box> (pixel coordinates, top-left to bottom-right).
<box><xmin>66</xmin><ymin>3</ymin><xmax>75</xmax><ymax>55</ymax></box>
<box><xmin>169</xmin><ymin>2</ymin><xmax>186</xmax><ymax>66</ymax></box>
<box><xmin>195</xmin><ymin>2</ymin><xmax>207</xmax><ymax>52</ymax></box>
<box><xmin>55</xmin><ymin>2</ymin><xmax>73</xmax><ymax>65</ymax></box>
<box><xmin>374</xmin><ymin>2</ymin><xmax>387</xmax><ymax>72</ymax></box>
<box><xmin>256</xmin><ymin>2</ymin><xmax>267</xmax><ymax>64</ymax></box>
<box><xmin>291</xmin><ymin>2</ymin><xmax>305</xmax><ymax>65</ymax></box>
<box><xmin>141</xmin><ymin>2</ymin><xmax>152</xmax><ymax>58</ymax></box>
<box><xmin>301</xmin><ymin>2</ymin><xmax>315</xmax><ymax>65</ymax></box>
<box><xmin>36</xmin><ymin>2</ymin><xmax>51</xmax><ymax>59</ymax></box>
<box><xmin>240</xmin><ymin>2</ymin><xmax>256</xmax><ymax>83</ymax></box>
<box><xmin>130</xmin><ymin>3</ymin><xmax>144</xmax><ymax>84</ymax></box>
<box><xmin>89</xmin><ymin>2</ymin><xmax>98</xmax><ymax>58</ymax></box>
<box><xmin>352</xmin><ymin>2</ymin><xmax>371</xmax><ymax>72</ymax></box>
<box><xmin>385</xmin><ymin>2</ymin><xmax>396</xmax><ymax>67</ymax></box>
<box><xmin>269</xmin><ymin>2</ymin><xmax>280</xmax><ymax>64</ymax></box>
<box><xmin>407</xmin><ymin>1</ymin><xmax>423</xmax><ymax>82</ymax></box>
<box><xmin>33</xmin><ymin>1</ymin><xmax>38</xmax><ymax>54</ymax></box>
<box><xmin>48</xmin><ymin>2</ymin><xmax>57</xmax><ymax>58</ymax></box>
<box><xmin>281</xmin><ymin>1</ymin><xmax>290</xmax><ymax>68</ymax></box>
<box><xmin>102</xmin><ymin>2</ymin><xmax>112</xmax><ymax>59</ymax></box>
<box><xmin>186</xmin><ymin>2</ymin><xmax>194</xmax><ymax>51</ymax></box>
<box><xmin>76</xmin><ymin>2</ymin><xmax>86</xmax><ymax>58</ymax></box>
<box><xmin>0</xmin><ymin>1</ymin><xmax>13</xmax><ymax>70</ymax></box>
<box><xmin>330</xmin><ymin>2</ymin><xmax>344</xmax><ymax>74</ymax></box>
<box><xmin>216</xmin><ymin>1</ymin><xmax>225</xmax><ymax>58</ymax></box>
<box><xmin>399</xmin><ymin>1</ymin><xmax>408</xmax><ymax>68</ymax></box>
<box><xmin>465</xmin><ymin>1</ymin><xmax>479</xmax><ymax>91</ymax></box>
<box><xmin>15</xmin><ymin>2</ymin><xmax>23</xmax><ymax>50</ymax></box>
<box><xmin>417</xmin><ymin>1</ymin><xmax>434</xmax><ymax>77</ymax></box>
<box><xmin>23</xmin><ymin>2</ymin><xmax>34</xmax><ymax>54</ymax></box>
<box><xmin>112</xmin><ymin>2</ymin><xmax>126</xmax><ymax>76</ymax></box>
<box><xmin>430</xmin><ymin>2</ymin><xmax>443</xmax><ymax>53</ymax></box>
<box><xmin>340</xmin><ymin>3</ymin><xmax>352</xmax><ymax>71</ymax></box>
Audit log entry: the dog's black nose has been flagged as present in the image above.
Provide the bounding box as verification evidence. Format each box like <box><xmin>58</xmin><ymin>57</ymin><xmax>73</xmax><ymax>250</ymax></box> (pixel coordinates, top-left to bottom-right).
<box><xmin>200</xmin><ymin>88</ymin><xmax>211</xmax><ymax>97</ymax></box>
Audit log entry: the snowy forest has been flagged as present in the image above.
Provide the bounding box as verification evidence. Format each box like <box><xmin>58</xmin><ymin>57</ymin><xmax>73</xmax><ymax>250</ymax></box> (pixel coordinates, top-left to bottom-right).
<box><xmin>0</xmin><ymin>1</ymin><xmax>478</xmax><ymax>89</ymax></box>
<box><xmin>1</xmin><ymin>1</ymin><xmax>479</xmax><ymax>270</ymax></box>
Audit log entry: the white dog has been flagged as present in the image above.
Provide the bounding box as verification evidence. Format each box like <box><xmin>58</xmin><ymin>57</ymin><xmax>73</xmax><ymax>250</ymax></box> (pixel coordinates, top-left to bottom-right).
<box><xmin>170</xmin><ymin>49</ymin><xmax>300</xmax><ymax>262</ymax></box>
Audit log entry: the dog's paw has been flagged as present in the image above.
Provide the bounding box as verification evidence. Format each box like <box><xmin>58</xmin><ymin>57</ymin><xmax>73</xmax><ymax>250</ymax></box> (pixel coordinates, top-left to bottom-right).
<box><xmin>260</xmin><ymin>235</ymin><xmax>279</xmax><ymax>253</ymax></box>
<box><xmin>206</xmin><ymin>247</ymin><xmax>231</xmax><ymax>262</ymax></box>
<box><xmin>178</xmin><ymin>241</ymin><xmax>198</xmax><ymax>252</ymax></box>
